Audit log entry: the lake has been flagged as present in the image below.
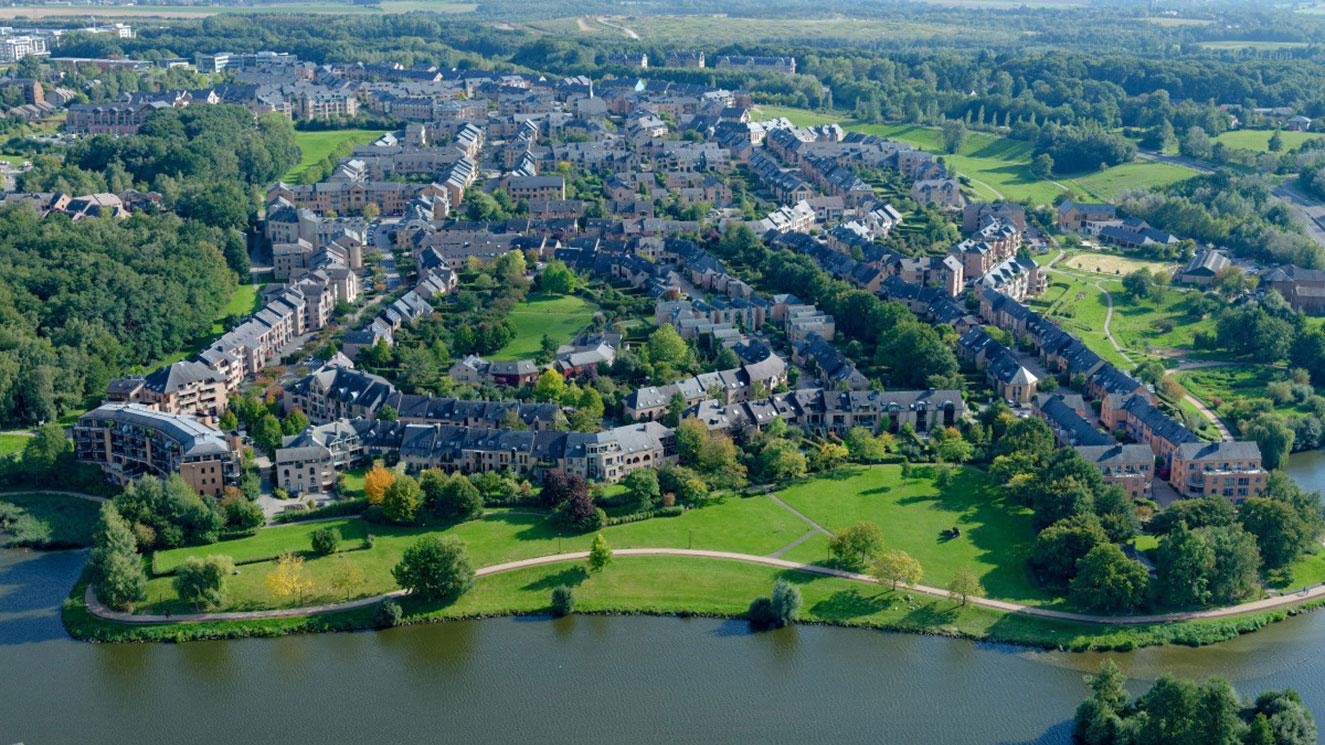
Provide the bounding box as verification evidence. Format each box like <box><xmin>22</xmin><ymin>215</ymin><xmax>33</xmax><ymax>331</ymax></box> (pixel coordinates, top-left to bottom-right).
<box><xmin>1</xmin><ymin>455</ymin><xmax>1323</xmax><ymax>745</ymax></box>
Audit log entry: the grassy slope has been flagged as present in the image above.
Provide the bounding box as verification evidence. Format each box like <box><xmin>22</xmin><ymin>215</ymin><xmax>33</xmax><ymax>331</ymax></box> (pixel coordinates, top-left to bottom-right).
<box><xmin>775</xmin><ymin>466</ymin><xmax>1052</xmax><ymax>605</ymax></box>
<box><xmin>1030</xmin><ymin>274</ymin><xmax>1131</xmax><ymax>368</ymax></box>
<box><xmin>1174</xmin><ymin>366</ymin><xmax>1322</xmax><ymax>418</ymax></box>
<box><xmin>0</xmin><ymin>493</ymin><xmax>101</xmax><ymax>549</ymax></box>
<box><xmin>491</xmin><ymin>292</ymin><xmax>597</xmax><ymax>361</ymax></box>
<box><xmin>284</xmin><ymin>129</ymin><xmax>389</xmax><ymax>183</ymax></box>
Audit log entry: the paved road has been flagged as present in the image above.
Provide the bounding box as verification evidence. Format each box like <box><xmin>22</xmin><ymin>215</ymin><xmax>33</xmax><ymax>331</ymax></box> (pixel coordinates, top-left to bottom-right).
<box><xmin>85</xmin><ymin>547</ymin><xmax>1325</xmax><ymax>627</ymax></box>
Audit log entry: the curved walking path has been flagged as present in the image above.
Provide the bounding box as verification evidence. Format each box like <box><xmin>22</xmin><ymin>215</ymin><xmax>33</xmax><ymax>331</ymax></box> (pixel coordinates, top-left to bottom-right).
<box><xmin>84</xmin><ymin>548</ymin><xmax>1325</xmax><ymax>627</ymax></box>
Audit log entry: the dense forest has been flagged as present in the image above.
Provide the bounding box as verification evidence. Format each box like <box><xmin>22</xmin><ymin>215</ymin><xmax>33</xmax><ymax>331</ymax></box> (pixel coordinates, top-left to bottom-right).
<box><xmin>0</xmin><ymin>207</ymin><xmax>236</xmax><ymax>425</ymax></box>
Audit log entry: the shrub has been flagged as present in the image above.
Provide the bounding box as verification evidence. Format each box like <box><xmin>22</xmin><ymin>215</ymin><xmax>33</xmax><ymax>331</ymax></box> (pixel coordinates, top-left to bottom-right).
<box><xmin>746</xmin><ymin>596</ymin><xmax>776</xmax><ymax>629</ymax></box>
<box><xmin>310</xmin><ymin>526</ymin><xmax>339</xmax><ymax>556</ymax></box>
<box><xmin>392</xmin><ymin>535</ymin><xmax>475</xmax><ymax>603</ymax></box>
<box><xmin>375</xmin><ymin>598</ymin><xmax>403</xmax><ymax>627</ymax></box>
<box><xmin>550</xmin><ymin>585</ymin><xmax>575</xmax><ymax>617</ymax></box>
<box><xmin>769</xmin><ymin>579</ymin><xmax>802</xmax><ymax>628</ymax></box>
<box><xmin>173</xmin><ymin>555</ymin><xmax>234</xmax><ymax>610</ymax></box>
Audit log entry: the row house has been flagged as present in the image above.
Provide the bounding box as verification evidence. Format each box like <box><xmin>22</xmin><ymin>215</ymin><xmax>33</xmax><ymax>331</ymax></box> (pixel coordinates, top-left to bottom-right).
<box><xmin>1262</xmin><ymin>264</ymin><xmax>1325</xmax><ymax>315</ymax></box>
<box><xmin>267</xmin><ymin>180</ymin><xmax>449</xmax><ymax>217</ymax></box>
<box><xmin>105</xmin><ymin>361</ymin><xmax>229</xmax><ymax>424</ymax></box>
<box><xmin>793</xmin><ymin>333</ymin><xmax>869</xmax><ymax>391</ymax></box>
<box><xmin>1074</xmin><ymin>444</ymin><xmax>1155</xmax><ymax>500</ymax></box>
<box><xmin>687</xmin><ymin>387</ymin><xmax>963</xmax><ymax>438</ymax></box>
<box><xmin>1170</xmin><ymin>441</ymin><xmax>1267</xmax><ymax>502</ymax></box>
<box><xmin>624</xmin><ymin>351</ymin><xmax>788</xmax><ymax>420</ymax></box>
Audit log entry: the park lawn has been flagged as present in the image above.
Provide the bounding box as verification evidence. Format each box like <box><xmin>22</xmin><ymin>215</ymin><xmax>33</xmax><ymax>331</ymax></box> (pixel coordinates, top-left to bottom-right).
<box><xmin>140</xmin><ymin>494</ymin><xmax>809</xmax><ymax>613</ymax></box>
<box><xmin>1216</xmin><ymin>129</ymin><xmax>1325</xmax><ymax>153</ymax></box>
<box><xmin>1107</xmin><ymin>286</ymin><xmax>1216</xmax><ymax>356</ymax></box>
<box><xmin>773</xmin><ymin>465</ymin><xmax>1053</xmax><ymax>606</ymax></box>
<box><xmin>0</xmin><ymin>433</ymin><xmax>29</xmax><ymax>457</ymax></box>
<box><xmin>1061</xmin><ymin>160</ymin><xmax>1197</xmax><ymax>201</ymax></box>
<box><xmin>209</xmin><ymin>283</ymin><xmax>264</xmax><ymax>335</ymax></box>
<box><xmin>1268</xmin><ymin>550</ymin><xmax>1325</xmax><ymax>591</ymax></box>
<box><xmin>0</xmin><ymin>493</ymin><xmax>101</xmax><ymax>549</ymax></box>
<box><xmin>1035</xmin><ymin>274</ymin><xmax>1132</xmax><ymax>369</ymax></box>
<box><xmin>1060</xmin><ymin>249</ymin><xmax>1180</xmax><ymax>278</ymax></box>
<box><xmin>283</xmin><ymin>129</ymin><xmax>389</xmax><ymax>183</ymax></box>
<box><xmin>749</xmin><ymin>105</ymin><xmax>840</xmax><ymax>127</ymax></box>
<box><xmin>491</xmin><ymin>292</ymin><xmax>597</xmax><ymax>360</ymax></box>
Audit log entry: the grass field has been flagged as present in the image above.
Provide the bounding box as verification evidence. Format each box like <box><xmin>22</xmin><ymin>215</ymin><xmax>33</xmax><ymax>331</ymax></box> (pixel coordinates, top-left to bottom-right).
<box><xmin>0</xmin><ymin>433</ymin><xmax>30</xmax><ymax>458</ymax></box>
<box><xmin>209</xmin><ymin>283</ymin><xmax>264</xmax><ymax>335</ymax></box>
<box><xmin>1196</xmin><ymin>40</ymin><xmax>1310</xmax><ymax>50</ymax></box>
<box><xmin>491</xmin><ymin>292</ymin><xmax>598</xmax><ymax>361</ymax></box>
<box><xmin>1061</xmin><ymin>250</ymin><xmax>1180</xmax><ymax>278</ymax></box>
<box><xmin>1107</xmin><ymin>286</ymin><xmax>1215</xmax><ymax>356</ymax></box>
<box><xmin>1215</xmin><ymin>129</ymin><xmax>1325</xmax><ymax>153</ymax></box>
<box><xmin>750</xmin><ymin>105</ymin><xmax>840</xmax><ymax>127</ymax></box>
<box><xmin>1031</xmin><ymin>275</ymin><xmax>1131</xmax><ymax>368</ymax></box>
<box><xmin>774</xmin><ymin>466</ymin><xmax>1052</xmax><ymax>606</ymax></box>
<box><xmin>0</xmin><ymin>1</ymin><xmax>474</xmax><ymax>17</ymax></box>
<box><xmin>0</xmin><ymin>493</ymin><xmax>101</xmax><ymax>549</ymax></box>
<box><xmin>1061</xmin><ymin>160</ymin><xmax>1196</xmax><ymax>201</ymax></box>
<box><xmin>529</xmin><ymin>14</ymin><xmax>1016</xmax><ymax>46</ymax></box>
<box><xmin>284</xmin><ymin>129</ymin><xmax>389</xmax><ymax>183</ymax></box>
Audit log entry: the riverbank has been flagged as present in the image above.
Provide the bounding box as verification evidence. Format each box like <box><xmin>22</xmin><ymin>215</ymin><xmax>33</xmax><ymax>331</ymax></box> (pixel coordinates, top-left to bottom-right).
<box><xmin>64</xmin><ymin>552</ymin><xmax>1325</xmax><ymax>650</ymax></box>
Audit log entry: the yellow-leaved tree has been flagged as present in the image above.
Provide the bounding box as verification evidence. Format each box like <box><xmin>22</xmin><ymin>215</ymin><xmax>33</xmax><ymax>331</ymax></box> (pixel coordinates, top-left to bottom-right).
<box><xmin>363</xmin><ymin>463</ymin><xmax>395</xmax><ymax>505</ymax></box>
<box><xmin>265</xmin><ymin>552</ymin><xmax>314</xmax><ymax>605</ymax></box>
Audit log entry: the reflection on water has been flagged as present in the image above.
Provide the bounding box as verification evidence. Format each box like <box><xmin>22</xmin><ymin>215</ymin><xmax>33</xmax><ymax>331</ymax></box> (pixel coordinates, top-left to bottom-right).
<box><xmin>0</xmin><ymin>455</ymin><xmax>1321</xmax><ymax>745</ymax></box>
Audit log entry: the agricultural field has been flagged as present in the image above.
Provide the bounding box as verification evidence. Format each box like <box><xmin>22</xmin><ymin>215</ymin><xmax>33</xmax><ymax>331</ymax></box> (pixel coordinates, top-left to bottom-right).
<box><xmin>284</xmin><ymin>129</ymin><xmax>390</xmax><ymax>183</ymax></box>
<box><xmin>0</xmin><ymin>1</ymin><xmax>474</xmax><ymax>17</ymax></box>
<box><xmin>492</xmin><ymin>293</ymin><xmax>598</xmax><ymax>361</ymax></box>
<box><xmin>1214</xmin><ymin>129</ymin><xmax>1325</xmax><ymax>153</ymax></box>
<box><xmin>1195</xmin><ymin>40</ymin><xmax>1310</xmax><ymax>50</ymax></box>
<box><xmin>528</xmin><ymin>14</ymin><xmax>1011</xmax><ymax>46</ymax></box>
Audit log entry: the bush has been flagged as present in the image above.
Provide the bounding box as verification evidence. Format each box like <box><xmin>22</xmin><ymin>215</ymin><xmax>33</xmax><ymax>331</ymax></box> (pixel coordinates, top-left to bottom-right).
<box><xmin>746</xmin><ymin>596</ymin><xmax>776</xmax><ymax>628</ymax></box>
<box><xmin>392</xmin><ymin>535</ymin><xmax>475</xmax><ymax>603</ymax></box>
<box><xmin>310</xmin><ymin>526</ymin><xmax>339</xmax><ymax>556</ymax></box>
<box><xmin>550</xmin><ymin>585</ymin><xmax>575</xmax><ymax>617</ymax></box>
<box><xmin>375</xmin><ymin>598</ymin><xmax>403</xmax><ymax>628</ymax></box>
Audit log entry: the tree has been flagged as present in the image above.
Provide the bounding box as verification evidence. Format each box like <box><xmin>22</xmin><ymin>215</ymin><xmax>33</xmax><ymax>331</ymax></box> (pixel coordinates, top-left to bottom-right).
<box><xmin>769</xmin><ymin>579</ymin><xmax>802</xmax><ymax>627</ymax></box>
<box><xmin>828</xmin><ymin>522</ymin><xmax>885</xmax><ymax>570</ymax></box>
<box><xmin>534</xmin><ymin>369</ymin><xmax>567</xmax><ymax>402</ymax></box>
<box><xmin>421</xmin><ymin>470</ymin><xmax>484</xmax><ymax>522</ymax></box>
<box><xmin>932</xmin><ymin>427</ymin><xmax>972</xmax><ymax>464</ymax></box>
<box><xmin>538</xmin><ymin>260</ymin><xmax>577</xmax><ymax>295</ymax></box>
<box><xmin>381</xmin><ymin>474</ymin><xmax>424</xmax><ymax>525</ymax></box>
<box><xmin>1069</xmin><ymin>543</ymin><xmax>1149</xmax><ymax>612</ymax></box>
<box><xmin>89</xmin><ymin>502</ymin><xmax>146</xmax><ymax>611</ymax></box>
<box><xmin>556</xmin><ymin>486</ymin><xmax>605</xmax><ymax>532</ymax></box>
<box><xmin>392</xmin><ymin>536</ymin><xmax>475</xmax><ymax>603</ymax></box>
<box><xmin>1240</xmin><ymin>497</ymin><xmax>1310</xmax><ymax>570</ymax></box>
<box><xmin>310</xmin><ymin>526</ymin><xmax>340</xmax><ymax>556</ymax></box>
<box><xmin>223</xmin><ymin>496</ymin><xmax>264</xmax><ymax>532</ymax></box>
<box><xmin>1205</xmin><ymin>524</ymin><xmax>1262</xmax><ymax>605</ymax></box>
<box><xmin>588</xmin><ymin>532</ymin><xmax>612</xmax><ymax>572</ymax></box>
<box><xmin>1030</xmin><ymin>152</ymin><xmax>1054</xmax><ymax>179</ymax></box>
<box><xmin>1074</xmin><ymin>660</ymin><xmax>1129</xmax><ymax>745</ymax></box>
<box><xmin>811</xmin><ymin>442</ymin><xmax>849</xmax><ymax>472</ymax></box>
<box><xmin>871</xmin><ymin>549</ymin><xmax>923</xmax><ymax>590</ymax></box>
<box><xmin>675</xmin><ymin>418</ymin><xmax>708</xmax><ymax>465</ymax></box>
<box><xmin>621</xmin><ymin>468</ymin><xmax>661</xmax><ymax>512</ymax></box>
<box><xmin>1030</xmin><ymin>514</ymin><xmax>1110</xmax><ymax>589</ymax></box>
<box><xmin>265</xmin><ymin>552</ymin><xmax>313</xmax><ymax>605</ymax></box>
<box><xmin>550</xmin><ymin>585</ymin><xmax>575</xmax><ymax>617</ymax></box>
<box><xmin>941</xmin><ymin>118</ymin><xmax>967</xmax><ymax>154</ymax></box>
<box><xmin>253</xmin><ymin>413</ymin><xmax>283</xmax><ymax>455</ymax></box>
<box><xmin>1249</xmin><ymin>690</ymin><xmax>1317</xmax><ymax>745</ymax></box>
<box><xmin>329</xmin><ymin>559</ymin><xmax>366</xmax><ymax>600</ymax></box>
<box><xmin>843</xmin><ymin>426</ymin><xmax>888</xmax><ymax>462</ymax></box>
<box><xmin>757</xmin><ymin>438</ymin><xmax>807</xmax><ymax>482</ymax></box>
<box><xmin>947</xmin><ymin>567</ymin><xmax>984</xmax><ymax>606</ymax></box>
<box><xmin>363</xmin><ymin>463</ymin><xmax>395</xmax><ymax>504</ymax></box>
<box><xmin>281</xmin><ymin>408</ymin><xmax>309</xmax><ymax>436</ymax></box>
<box><xmin>1122</xmin><ymin>268</ymin><xmax>1156</xmax><ymax>300</ymax></box>
<box><xmin>1243</xmin><ymin>414</ymin><xmax>1295</xmax><ymax>470</ymax></box>
<box><xmin>1269</xmin><ymin>128</ymin><xmax>1284</xmax><ymax>153</ymax></box>
<box><xmin>174</xmin><ymin>555</ymin><xmax>234</xmax><ymax>610</ymax></box>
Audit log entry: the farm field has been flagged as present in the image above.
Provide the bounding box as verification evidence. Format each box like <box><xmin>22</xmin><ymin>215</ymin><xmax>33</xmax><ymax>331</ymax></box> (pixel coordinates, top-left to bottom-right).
<box><xmin>530</xmin><ymin>14</ymin><xmax>1010</xmax><ymax>46</ymax></box>
<box><xmin>0</xmin><ymin>1</ymin><xmax>474</xmax><ymax>17</ymax></box>
<box><xmin>1196</xmin><ymin>40</ymin><xmax>1310</xmax><ymax>50</ymax></box>
<box><xmin>492</xmin><ymin>293</ymin><xmax>598</xmax><ymax>361</ymax></box>
<box><xmin>284</xmin><ymin>129</ymin><xmax>389</xmax><ymax>183</ymax></box>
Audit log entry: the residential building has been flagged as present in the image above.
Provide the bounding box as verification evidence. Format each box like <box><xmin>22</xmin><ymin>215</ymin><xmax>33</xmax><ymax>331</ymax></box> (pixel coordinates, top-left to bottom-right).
<box><xmin>74</xmin><ymin>404</ymin><xmax>238</xmax><ymax>498</ymax></box>
<box><xmin>1169</xmin><ymin>441</ymin><xmax>1267</xmax><ymax>501</ymax></box>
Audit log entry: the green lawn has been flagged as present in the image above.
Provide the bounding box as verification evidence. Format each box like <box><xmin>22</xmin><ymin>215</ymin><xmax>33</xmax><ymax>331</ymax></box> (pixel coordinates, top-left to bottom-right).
<box><xmin>209</xmin><ymin>283</ymin><xmax>264</xmax><ymax>335</ymax></box>
<box><xmin>1107</xmin><ymin>286</ymin><xmax>1216</xmax><ymax>356</ymax></box>
<box><xmin>775</xmin><ymin>465</ymin><xmax>1053</xmax><ymax>606</ymax></box>
<box><xmin>491</xmin><ymin>292</ymin><xmax>598</xmax><ymax>361</ymax></box>
<box><xmin>0</xmin><ymin>433</ymin><xmax>30</xmax><ymax>457</ymax></box>
<box><xmin>0</xmin><ymin>493</ymin><xmax>102</xmax><ymax>549</ymax></box>
<box><xmin>1216</xmin><ymin>129</ymin><xmax>1325</xmax><ymax>153</ymax></box>
<box><xmin>750</xmin><ymin>105</ymin><xmax>841</xmax><ymax>127</ymax></box>
<box><xmin>143</xmin><ymin>493</ymin><xmax>809</xmax><ymax>613</ymax></box>
<box><xmin>1031</xmin><ymin>274</ymin><xmax>1132</xmax><ymax>369</ymax></box>
<box><xmin>1061</xmin><ymin>160</ymin><xmax>1197</xmax><ymax>201</ymax></box>
<box><xmin>284</xmin><ymin>129</ymin><xmax>389</xmax><ymax>183</ymax></box>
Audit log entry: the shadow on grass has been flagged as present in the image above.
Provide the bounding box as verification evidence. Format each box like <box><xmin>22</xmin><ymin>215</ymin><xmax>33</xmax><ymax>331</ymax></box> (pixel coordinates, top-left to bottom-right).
<box><xmin>522</xmin><ymin>565</ymin><xmax>588</xmax><ymax>592</ymax></box>
<box><xmin>902</xmin><ymin>600</ymin><xmax>960</xmax><ymax>628</ymax></box>
<box><xmin>810</xmin><ymin>589</ymin><xmax>893</xmax><ymax>620</ymax></box>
